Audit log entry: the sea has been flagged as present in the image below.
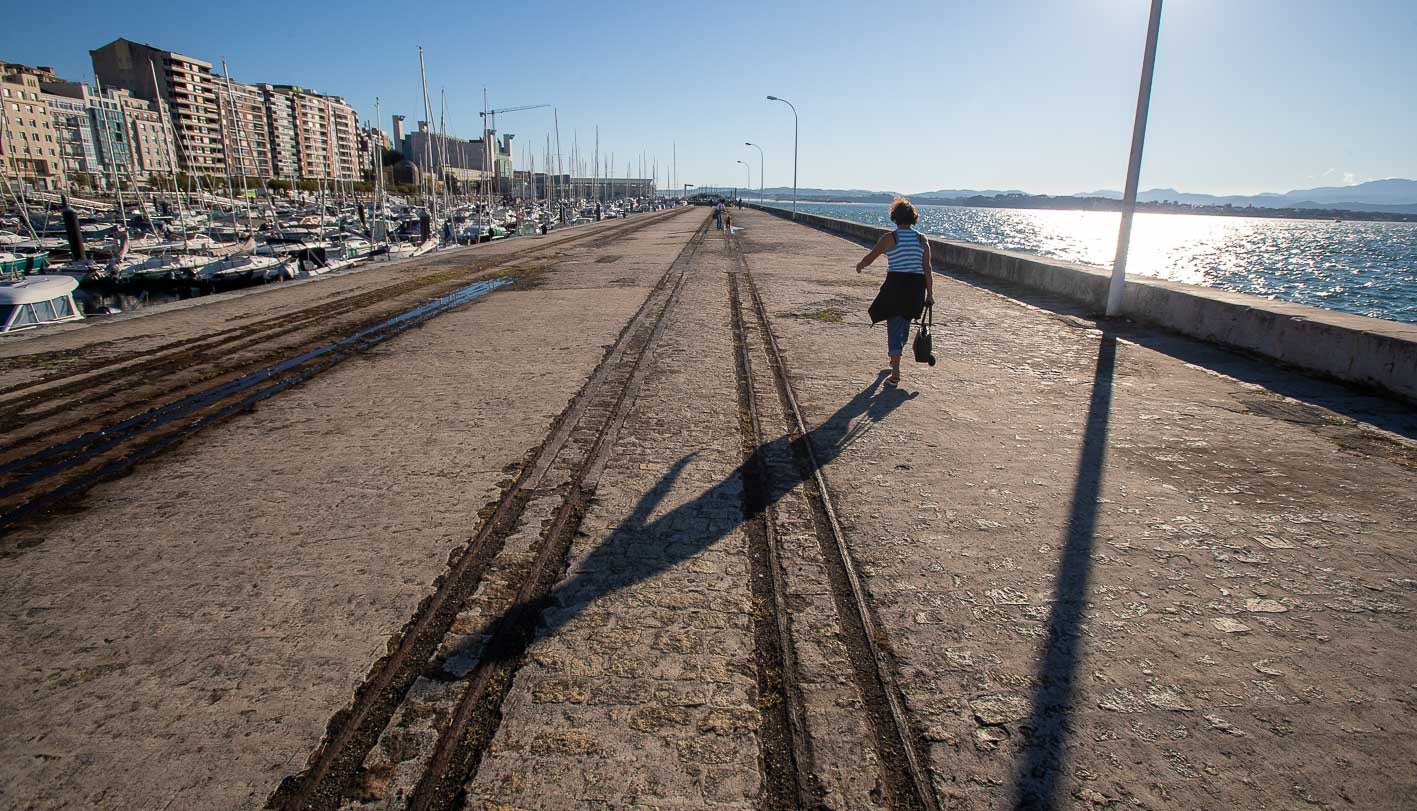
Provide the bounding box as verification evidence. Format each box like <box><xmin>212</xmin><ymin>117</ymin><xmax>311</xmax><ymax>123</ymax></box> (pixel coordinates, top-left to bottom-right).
<box><xmin>769</xmin><ymin>202</ymin><xmax>1417</xmax><ymax>325</ymax></box>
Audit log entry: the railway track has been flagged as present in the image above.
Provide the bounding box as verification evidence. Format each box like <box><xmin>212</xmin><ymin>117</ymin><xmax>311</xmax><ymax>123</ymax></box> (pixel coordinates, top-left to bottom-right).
<box><xmin>267</xmin><ymin>218</ymin><xmax>936</xmax><ymax>810</ymax></box>
<box><xmin>265</xmin><ymin>215</ymin><xmax>712</xmax><ymax>810</ymax></box>
<box><xmin>725</xmin><ymin>228</ymin><xmax>939</xmax><ymax>810</ymax></box>
<box><xmin>0</xmin><ymin>210</ymin><xmax>688</xmax><ymax>541</ymax></box>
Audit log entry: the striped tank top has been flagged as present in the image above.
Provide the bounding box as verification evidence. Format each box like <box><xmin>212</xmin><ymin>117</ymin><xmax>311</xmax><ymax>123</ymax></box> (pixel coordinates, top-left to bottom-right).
<box><xmin>886</xmin><ymin>227</ymin><xmax>924</xmax><ymax>274</ymax></box>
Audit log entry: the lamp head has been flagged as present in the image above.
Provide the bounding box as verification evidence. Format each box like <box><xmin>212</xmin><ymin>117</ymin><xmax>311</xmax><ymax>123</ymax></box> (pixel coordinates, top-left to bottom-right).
<box><xmin>766</xmin><ymin>95</ymin><xmax>779</xmax><ymax>101</ymax></box>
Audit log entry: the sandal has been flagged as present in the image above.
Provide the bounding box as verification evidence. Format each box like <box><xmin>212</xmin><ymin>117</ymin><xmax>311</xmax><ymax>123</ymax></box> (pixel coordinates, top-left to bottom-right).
<box><xmin>886</xmin><ymin>374</ymin><xmax>901</xmax><ymax>387</ymax></box>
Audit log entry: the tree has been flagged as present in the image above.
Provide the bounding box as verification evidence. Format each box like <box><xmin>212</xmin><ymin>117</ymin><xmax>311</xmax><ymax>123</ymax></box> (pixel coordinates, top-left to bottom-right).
<box><xmin>267</xmin><ymin>178</ymin><xmax>292</xmax><ymax>193</ymax></box>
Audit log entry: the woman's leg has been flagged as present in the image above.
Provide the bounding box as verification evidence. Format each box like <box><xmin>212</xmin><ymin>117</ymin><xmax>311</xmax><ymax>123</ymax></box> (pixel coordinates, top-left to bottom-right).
<box><xmin>886</xmin><ymin>317</ymin><xmax>908</xmax><ymax>380</ymax></box>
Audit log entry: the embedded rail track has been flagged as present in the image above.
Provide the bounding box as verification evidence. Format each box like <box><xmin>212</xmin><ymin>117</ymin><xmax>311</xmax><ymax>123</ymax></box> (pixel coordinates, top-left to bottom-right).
<box><xmin>265</xmin><ymin>215</ymin><xmax>712</xmax><ymax>811</ymax></box>
<box><xmin>726</xmin><ymin>229</ymin><xmax>939</xmax><ymax>810</ymax></box>
<box><xmin>0</xmin><ymin>210</ymin><xmax>688</xmax><ymax>541</ymax></box>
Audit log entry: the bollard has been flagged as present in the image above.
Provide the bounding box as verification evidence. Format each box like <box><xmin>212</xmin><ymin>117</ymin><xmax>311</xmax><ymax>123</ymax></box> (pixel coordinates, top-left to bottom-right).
<box><xmin>61</xmin><ymin>198</ymin><xmax>86</xmax><ymax>261</ymax></box>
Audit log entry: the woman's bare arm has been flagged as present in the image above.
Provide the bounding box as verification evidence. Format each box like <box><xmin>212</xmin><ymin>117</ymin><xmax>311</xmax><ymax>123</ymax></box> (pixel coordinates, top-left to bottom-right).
<box><xmin>855</xmin><ymin>232</ymin><xmax>895</xmax><ymax>273</ymax></box>
<box><xmin>922</xmin><ymin>238</ymin><xmax>934</xmax><ymax>304</ymax></box>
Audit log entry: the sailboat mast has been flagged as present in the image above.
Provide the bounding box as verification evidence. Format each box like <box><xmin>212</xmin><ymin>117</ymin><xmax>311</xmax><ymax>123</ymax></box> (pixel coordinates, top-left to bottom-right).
<box><xmin>220</xmin><ymin>61</ymin><xmax>253</xmax><ymax>239</ymax></box>
<box><xmin>553</xmin><ymin>108</ymin><xmax>562</xmax><ymax>209</ymax></box>
<box><xmin>90</xmin><ymin>74</ymin><xmax>128</xmax><ymax>233</ymax></box>
<box><xmin>482</xmin><ymin>86</ymin><xmax>491</xmax><ymax>222</ymax></box>
<box><xmin>417</xmin><ymin>46</ymin><xmax>437</xmax><ymax>234</ymax></box>
<box><xmin>147</xmin><ymin>59</ymin><xmax>189</xmax><ymax>253</ymax></box>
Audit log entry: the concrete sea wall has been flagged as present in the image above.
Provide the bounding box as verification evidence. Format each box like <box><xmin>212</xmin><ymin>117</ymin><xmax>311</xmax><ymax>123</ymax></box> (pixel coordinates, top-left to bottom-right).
<box><xmin>749</xmin><ymin>204</ymin><xmax>1417</xmax><ymax>403</ymax></box>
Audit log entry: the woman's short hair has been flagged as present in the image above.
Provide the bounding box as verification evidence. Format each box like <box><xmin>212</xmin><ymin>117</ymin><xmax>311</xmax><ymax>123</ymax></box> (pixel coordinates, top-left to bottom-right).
<box><xmin>889</xmin><ymin>196</ymin><xmax>919</xmax><ymax>226</ymax></box>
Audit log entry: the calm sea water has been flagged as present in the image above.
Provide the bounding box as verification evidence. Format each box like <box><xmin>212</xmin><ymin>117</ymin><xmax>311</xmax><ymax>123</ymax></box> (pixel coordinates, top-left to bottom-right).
<box><xmin>774</xmin><ymin>202</ymin><xmax>1417</xmax><ymax>325</ymax></box>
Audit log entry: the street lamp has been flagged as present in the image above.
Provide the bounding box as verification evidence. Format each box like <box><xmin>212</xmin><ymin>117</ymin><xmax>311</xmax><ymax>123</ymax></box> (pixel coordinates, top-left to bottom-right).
<box><xmin>736</xmin><ymin>160</ymin><xmax>751</xmax><ymax>197</ymax></box>
<box><xmin>766</xmin><ymin>95</ymin><xmax>797</xmax><ymax>218</ymax></box>
<box><xmin>683</xmin><ymin>182</ymin><xmax>695</xmax><ymax>200</ymax></box>
<box><xmin>1106</xmin><ymin>0</ymin><xmax>1164</xmax><ymax>317</ymax></box>
<box><xmin>744</xmin><ymin>141</ymin><xmax>763</xmax><ymax>200</ymax></box>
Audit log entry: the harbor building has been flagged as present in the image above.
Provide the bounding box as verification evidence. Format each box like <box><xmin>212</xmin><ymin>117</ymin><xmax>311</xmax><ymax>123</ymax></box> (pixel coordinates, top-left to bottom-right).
<box><xmin>261</xmin><ymin>85</ymin><xmax>359</xmax><ymax>182</ymax></box>
<box><xmin>391</xmin><ymin>114</ymin><xmax>405</xmax><ymax>148</ymax></box>
<box><xmin>402</xmin><ymin>123</ymin><xmax>516</xmax><ymax>192</ymax></box>
<box><xmin>40</xmin><ymin>87</ymin><xmax>99</xmax><ymax>186</ymax></box>
<box><xmin>91</xmin><ymin>38</ymin><xmax>225</xmax><ymax>178</ymax></box>
<box><xmin>39</xmin><ymin>75</ymin><xmax>176</xmax><ymax>187</ymax></box>
<box><xmin>258</xmin><ymin>84</ymin><xmax>299</xmax><ymax>182</ymax></box>
<box><xmin>0</xmin><ymin>62</ymin><xmax>63</xmax><ymax>190</ymax></box>
<box><xmin>120</xmin><ymin>90</ymin><xmax>177</xmax><ymax>178</ymax></box>
<box><xmin>216</xmin><ymin>77</ymin><xmax>272</xmax><ymax>180</ymax></box>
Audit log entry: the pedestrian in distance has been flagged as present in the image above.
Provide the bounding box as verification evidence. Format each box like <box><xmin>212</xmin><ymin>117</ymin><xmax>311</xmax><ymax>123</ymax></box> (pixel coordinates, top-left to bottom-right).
<box><xmin>714</xmin><ymin>200</ymin><xmax>725</xmax><ymax>230</ymax></box>
<box><xmin>858</xmin><ymin>196</ymin><xmax>934</xmax><ymax>386</ymax></box>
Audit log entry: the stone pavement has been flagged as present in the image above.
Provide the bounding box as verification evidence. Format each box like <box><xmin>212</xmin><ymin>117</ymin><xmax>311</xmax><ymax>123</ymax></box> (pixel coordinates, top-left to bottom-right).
<box><xmin>0</xmin><ymin>212</ymin><xmax>699</xmax><ymax>809</ymax></box>
<box><xmin>734</xmin><ymin>207</ymin><xmax>1417</xmax><ymax>809</ymax></box>
<box><xmin>2</xmin><ymin>204</ymin><xmax>1415</xmax><ymax>810</ymax></box>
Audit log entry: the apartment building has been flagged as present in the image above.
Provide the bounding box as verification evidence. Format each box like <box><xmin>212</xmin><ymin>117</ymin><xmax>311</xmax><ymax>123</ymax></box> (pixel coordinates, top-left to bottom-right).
<box><xmin>263</xmin><ymin>85</ymin><xmax>358</xmax><ymax>181</ymax></box>
<box><xmin>256</xmin><ymin>85</ymin><xmax>297</xmax><ymax>181</ymax></box>
<box><xmin>41</xmin><ymin>88</ymin><xmax>99</xmax><ymax>184</ymax></box>
<box><xmin>40</xmin><ymin>76</ymin><xmax>167</xmax><ymax>185</ymax></box>
<box><xmin>91</xmin><ymin>38</ymin><xmax>224</xmax><ymax>177</ymax></box>
<box><xmin>120</xmin><ymin>91</ymin><xmax>176</xmax><ymax>177</ymax></box>
<box><xmin>0</xmin><ymin>62</ymin><xmax>63</xmax><ymax>189</ymax></box>
<box><xmin>216</xmin><ymin>77</ymin><xmax>272</xmax><ymax>179</ymax></box>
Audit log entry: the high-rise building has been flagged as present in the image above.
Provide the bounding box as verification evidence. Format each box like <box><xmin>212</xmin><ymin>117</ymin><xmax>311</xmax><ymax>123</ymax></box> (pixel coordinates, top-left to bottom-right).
<box><xmin>0</xmin><ymin>62</ymin><xmax>63</xmax><ymax>189</ymax></box>
<box><xmin>91</xmin><ymin>38</ymin><xmax>225</xmax><ymax>177</ymax></box>
<box><xmin>119</xmin><ymin>91</ymin><xmax>176</xmax><ymax>178</ymax></box>
<box><xmin>40</xmin><ymin>87</ymin><xmax>99</xmax><ymax>185</ymax></box>
<box><xmin>215</xmin><ymin>77</ymin><xmax>272</xmax><ymax>180</ymax></box>
<box><xmin>262</xmin><ymin>85</ymin><xmax>358</xmax><ymax>181</ymax></box>
<box><xmin>41</xmin><ymin>76</ymin><xmax>167</xmax><ymax>186</ymax></box>
<box><xmin>257</xmin><ymin>84</ymin><xmax>298</xmax><ymax>182</ymax></box>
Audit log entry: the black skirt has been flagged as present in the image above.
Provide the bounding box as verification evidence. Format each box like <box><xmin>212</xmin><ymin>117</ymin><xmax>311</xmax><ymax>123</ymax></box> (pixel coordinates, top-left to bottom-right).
<box><xmin>867</xmin><ymin>272</ymin><xmax>926</xmax><ymax>324</ymax></box>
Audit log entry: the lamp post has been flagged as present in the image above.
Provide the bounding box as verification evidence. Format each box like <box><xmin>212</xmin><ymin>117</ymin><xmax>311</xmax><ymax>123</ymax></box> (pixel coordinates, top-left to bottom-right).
<box><xmin>744</xmin><ymin>141</ymin><xmax>763</xmax><ymax>200</ymax></box>
<box><xmin>737</xmin><ymin>160</ymin><xmax>751</xmax><ymax>198</ymax></box>
<box><xmin>1105</xmin><ymin>0</ymin><xmax>1164</xmax><ymax>317</ymax></box>
<box><xmin>683</xmin><ymin>182</ymin><xmax>694</xmax><ymax>200</ymax></box>
<box><xmin>766</xmin><ymin>95</ymin><xmax>797</xmax><ymax>218</ymax></box>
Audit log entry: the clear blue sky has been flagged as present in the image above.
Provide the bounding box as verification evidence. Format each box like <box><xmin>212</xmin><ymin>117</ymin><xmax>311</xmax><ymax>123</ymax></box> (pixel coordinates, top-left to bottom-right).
<box><xmin>5</xmin><ymin>0</ymin><xmax>1414</xmax><ymax>195</ymax></box>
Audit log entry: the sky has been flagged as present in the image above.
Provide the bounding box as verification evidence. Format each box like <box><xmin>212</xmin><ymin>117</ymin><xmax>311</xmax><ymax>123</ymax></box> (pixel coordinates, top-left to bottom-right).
<box><xmin>4</xmin><ymin>0</ymin><xmax>1414</xmax><ymax>196</ymax></box>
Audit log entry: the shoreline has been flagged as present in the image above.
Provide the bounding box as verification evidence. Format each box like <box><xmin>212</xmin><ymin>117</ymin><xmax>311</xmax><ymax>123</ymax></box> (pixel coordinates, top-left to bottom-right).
<box><xmin>759</xmin><ymin>201</ymin><xmax>1416</xmax><ymax>326</ymax></box>
<box><xmin>747</xmin><ymin>197</ymin><xmax>1417</xmax><ymax>224</ymax></box>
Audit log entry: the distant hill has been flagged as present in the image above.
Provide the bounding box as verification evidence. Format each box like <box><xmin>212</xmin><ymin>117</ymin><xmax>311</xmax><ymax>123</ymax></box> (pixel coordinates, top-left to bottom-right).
<box><xmin>750</xmin><ymin>186</ymin><xmax>898</xmax><ymax>201</ymax></box>
<box><xmin>1076</xmin><ymin>178</ymin><xmax>1417</xmax><ymax>213</ymax></box>
<box><xmin>743</xmin><ymin>178</ymin><xmax>1417</xmax><ymax>216</ymax></box>
<box><xmin>914</xmin><ymin>188</ymin><xmax>1027</xmax><ymax>198</ymax></box>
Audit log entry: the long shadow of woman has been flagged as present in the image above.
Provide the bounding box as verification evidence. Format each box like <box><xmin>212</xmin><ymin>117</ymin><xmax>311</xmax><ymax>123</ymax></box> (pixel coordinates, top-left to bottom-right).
<box><xmin>474</xmin><ymin>372</ymin><xmax>919</xmax><ymax>665</ymax></box>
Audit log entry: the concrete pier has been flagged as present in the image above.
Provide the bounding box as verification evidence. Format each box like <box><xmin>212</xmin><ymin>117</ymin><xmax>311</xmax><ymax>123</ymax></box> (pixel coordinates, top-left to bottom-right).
<box><xmin>1</xmin><ymin>209</ymin><xmax>1414</xmax><ymax>809</ymax></box>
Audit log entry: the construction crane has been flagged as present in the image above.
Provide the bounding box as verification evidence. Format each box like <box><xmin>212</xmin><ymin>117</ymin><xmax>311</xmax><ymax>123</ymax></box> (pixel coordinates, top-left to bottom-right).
<box><xmin>478</xmin><ymin>104</ymin><xmax>551</xmax><ymax>134</ymax></box>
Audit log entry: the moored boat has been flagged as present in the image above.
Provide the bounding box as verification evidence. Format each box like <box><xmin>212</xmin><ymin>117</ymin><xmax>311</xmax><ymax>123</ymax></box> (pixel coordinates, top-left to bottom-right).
<box><xmin>1</xmin><ymin>275</ymin><xmax>83</xmax><ymax>333</ymax></box>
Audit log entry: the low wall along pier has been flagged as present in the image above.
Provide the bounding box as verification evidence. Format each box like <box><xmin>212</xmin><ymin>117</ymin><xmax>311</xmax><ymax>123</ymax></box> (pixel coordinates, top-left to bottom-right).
<box><xmin>750</xmin><ymin>204</ymin><xmax>1417</xmax><ymax>403</ymax></box>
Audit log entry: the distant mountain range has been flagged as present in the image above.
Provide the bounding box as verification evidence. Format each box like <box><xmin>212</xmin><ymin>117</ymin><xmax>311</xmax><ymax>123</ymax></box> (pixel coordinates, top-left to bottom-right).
<box><xmin>1078</xmin><ymin>179</ymin><xmax>1417</xmax><ymax>213</ymax></box>
<box><xmin>744</xmin><ymin>178</ymin><xmax>1417</xmax><ymax>215</ymax></box>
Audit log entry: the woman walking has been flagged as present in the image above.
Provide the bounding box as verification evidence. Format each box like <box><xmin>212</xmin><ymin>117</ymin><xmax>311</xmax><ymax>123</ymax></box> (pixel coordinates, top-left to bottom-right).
<box><xmin>858</xmin><ymin>197</ymin><xmax>934</xmax><ymax>385</ymax></box>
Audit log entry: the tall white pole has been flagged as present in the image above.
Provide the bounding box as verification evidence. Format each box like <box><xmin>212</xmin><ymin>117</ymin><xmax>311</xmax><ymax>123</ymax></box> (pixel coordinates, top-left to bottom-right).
<box><xmin>767</xmin><ymin>95</ymin><xmax>798</xmax><ymax>218</ymax></box>
<box><xmin>1105</xmin><ymin>0</ymin><xmax>1164</xmax><ymax>317</ymax></box>
<box><xmin>746</xmin><ymin>142</ymin><xmax>763</xmax><ymax>200</ymax></box>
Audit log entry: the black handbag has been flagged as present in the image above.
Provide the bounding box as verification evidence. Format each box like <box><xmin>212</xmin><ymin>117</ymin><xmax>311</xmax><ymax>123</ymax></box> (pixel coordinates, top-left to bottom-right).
<box><xmin>912</xmin><ymin>304</ymin><xmax>936</xmax><ymax>366</ymax></box>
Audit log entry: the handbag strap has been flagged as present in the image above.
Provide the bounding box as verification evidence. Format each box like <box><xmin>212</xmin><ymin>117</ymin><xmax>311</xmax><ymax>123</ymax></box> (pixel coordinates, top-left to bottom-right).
<box><xmin>919</xmin><ymin>303</ymin><xmax>932</xmax><ymax>329</ymax></box>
